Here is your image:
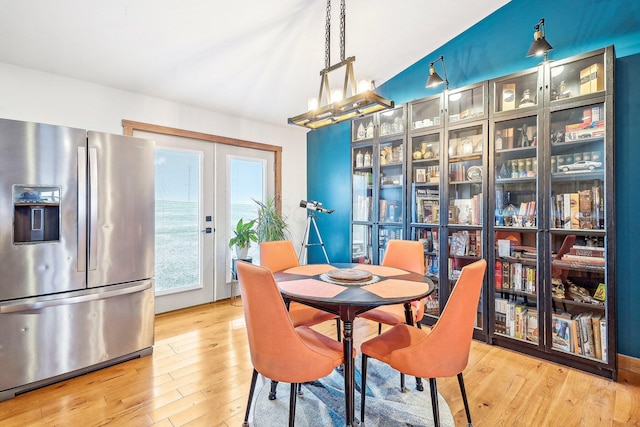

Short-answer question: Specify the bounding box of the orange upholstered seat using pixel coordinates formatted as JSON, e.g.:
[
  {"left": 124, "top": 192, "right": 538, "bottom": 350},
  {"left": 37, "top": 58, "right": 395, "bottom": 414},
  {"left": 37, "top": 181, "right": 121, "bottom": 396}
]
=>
[
  {"left": 359, "top": 239, "right": 426, "bottom": 331},
  {"left": 360, "top": 259, "right": 487, "bottom": 427},
  {"left": 237, "top": 261, "right": 344, "bottom": 426},
  {"left": 259, "top": 240, "right": 339, "bottom": 331}
]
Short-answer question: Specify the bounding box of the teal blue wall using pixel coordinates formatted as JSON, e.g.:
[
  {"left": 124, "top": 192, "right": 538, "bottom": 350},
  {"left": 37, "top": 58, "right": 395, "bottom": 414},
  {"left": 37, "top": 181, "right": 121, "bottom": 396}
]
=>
[{"left": 306, "top": 0, "right": 640, "bottom": 357}]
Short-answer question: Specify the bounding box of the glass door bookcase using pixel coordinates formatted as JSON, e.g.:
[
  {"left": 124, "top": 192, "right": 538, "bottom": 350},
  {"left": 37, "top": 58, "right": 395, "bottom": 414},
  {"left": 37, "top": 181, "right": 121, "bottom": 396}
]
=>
[
  {"left": 351, "top": 105, "right": 407, "bottom": 264},
  {"left": 544, "top": 47, "right": 615, "bottom": 377},
  {"left": 443, "top": 82, "right": 488, "bottom": 336},
  {"left": 408, "top": 94, "right": 443, "bottom": 319},
  {"left": 488, "top": 46, "right": 616, "bottom": 379},
  {"left": 489, "top": 66, "right": 542, "bottom": 349}
]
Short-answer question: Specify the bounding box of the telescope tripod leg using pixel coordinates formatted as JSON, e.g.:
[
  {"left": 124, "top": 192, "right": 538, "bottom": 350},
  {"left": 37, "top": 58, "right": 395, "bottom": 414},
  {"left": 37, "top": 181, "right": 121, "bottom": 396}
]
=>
[{"left": 298, "top": 214, "right": 330, "bottom": 264}]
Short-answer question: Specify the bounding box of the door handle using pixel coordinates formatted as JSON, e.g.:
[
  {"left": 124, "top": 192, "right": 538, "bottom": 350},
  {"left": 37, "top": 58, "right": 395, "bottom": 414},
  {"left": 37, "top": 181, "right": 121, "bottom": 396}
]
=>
[{"left": 201, "top": 227, "right": 213, "bottom": 234}]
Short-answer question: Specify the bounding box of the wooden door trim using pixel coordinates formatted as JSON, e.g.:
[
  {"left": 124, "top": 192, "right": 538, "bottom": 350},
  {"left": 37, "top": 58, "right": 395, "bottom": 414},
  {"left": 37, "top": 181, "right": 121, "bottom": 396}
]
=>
[{"left": 122, "top": 119, "right": 283, "bottom": 212}]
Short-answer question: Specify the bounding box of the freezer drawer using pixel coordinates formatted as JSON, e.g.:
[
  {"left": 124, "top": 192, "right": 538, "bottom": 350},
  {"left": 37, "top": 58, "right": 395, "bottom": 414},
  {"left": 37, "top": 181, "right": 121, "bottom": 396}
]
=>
[{"left": 0, "top": 281, "right": 154, "bottom": 400}]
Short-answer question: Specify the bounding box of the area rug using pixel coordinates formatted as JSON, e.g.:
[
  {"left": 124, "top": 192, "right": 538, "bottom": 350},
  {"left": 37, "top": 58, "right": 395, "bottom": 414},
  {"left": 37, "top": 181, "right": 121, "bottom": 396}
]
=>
[{"left": 249, "top": 356, "right": 455, "bottom": 426}]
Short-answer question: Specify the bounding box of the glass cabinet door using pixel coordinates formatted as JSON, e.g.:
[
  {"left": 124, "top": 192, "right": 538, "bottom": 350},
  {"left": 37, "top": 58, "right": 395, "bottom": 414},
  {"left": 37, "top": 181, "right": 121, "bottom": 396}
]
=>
[
  {"left": 409, "top": 130, "right": 441, "bottom": 316},
  {"left": 492, "top": 70, "right": 539, "bottom": 114},
  {"left": 446, "top": 122, "right": 486, "bottom": 329},
  {"left": 378, "top": 136, "right": 405, "bottom": 260},
  {"left": 492, "top": 114, "right": 540, "bottom": 345},
  {"left": 352, "top": 142, "right": 374, "bottom": 262},
  {"left": 548, "top": 102, "right": 607, "bottom": 361}
]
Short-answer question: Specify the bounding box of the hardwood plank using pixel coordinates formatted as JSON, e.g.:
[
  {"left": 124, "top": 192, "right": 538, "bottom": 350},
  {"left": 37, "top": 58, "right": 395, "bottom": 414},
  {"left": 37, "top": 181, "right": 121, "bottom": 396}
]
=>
[{"left": 1, "top": 299, "right": 639, "bottom": 427}]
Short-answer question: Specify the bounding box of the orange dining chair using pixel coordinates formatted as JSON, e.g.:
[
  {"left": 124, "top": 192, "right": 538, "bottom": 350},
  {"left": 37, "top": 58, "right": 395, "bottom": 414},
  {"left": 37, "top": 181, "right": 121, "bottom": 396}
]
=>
[
  {"left": 237, "top": 261, "right": 345, "bottom": 427},
  {"left": 359, "top": 239, "right": 426, "bottom": 333},
  {"left": 359, "top": 259, "right": 487, "bottom": 427},
  {"left": 260, "top": 241, "right": 340, "bottom": 337}
]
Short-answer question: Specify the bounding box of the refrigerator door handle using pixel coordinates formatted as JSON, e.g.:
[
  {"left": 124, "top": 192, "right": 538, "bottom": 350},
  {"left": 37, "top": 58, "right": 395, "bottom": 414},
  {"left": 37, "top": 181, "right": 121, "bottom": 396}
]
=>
[
  {"left": 77, "top": 146, "right": 87, "bottom": 272},
  {"left": 88, "top": 147, "right": 99, "bottom": 271},
  {"left": 0, "top": 281, "right": 152, "bottom": 313}
]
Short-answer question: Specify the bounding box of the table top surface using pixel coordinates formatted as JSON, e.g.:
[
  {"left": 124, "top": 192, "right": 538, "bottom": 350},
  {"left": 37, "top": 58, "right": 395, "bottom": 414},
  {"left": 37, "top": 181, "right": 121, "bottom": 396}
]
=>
[{"left": 274, "top": 263, "right": 434, "bottom": 308}]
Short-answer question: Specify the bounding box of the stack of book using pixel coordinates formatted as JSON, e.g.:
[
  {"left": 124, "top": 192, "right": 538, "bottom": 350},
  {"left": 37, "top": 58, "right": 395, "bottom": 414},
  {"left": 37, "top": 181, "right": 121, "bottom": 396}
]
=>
[
  {"left": 551, "top": 312, "right": 607, "bottom": 362},
  {"left": 494, "top": 298, "right": 538, "bottom": 343},
  {"left": 560, "top": 245, "right": 605, "bottom": 266}
]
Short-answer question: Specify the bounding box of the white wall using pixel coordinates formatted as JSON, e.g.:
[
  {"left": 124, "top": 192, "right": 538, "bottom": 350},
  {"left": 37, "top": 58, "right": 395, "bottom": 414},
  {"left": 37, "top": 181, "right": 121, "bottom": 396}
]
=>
[{"left": 0, "top": 62, "right": 309, "bottom": 246}]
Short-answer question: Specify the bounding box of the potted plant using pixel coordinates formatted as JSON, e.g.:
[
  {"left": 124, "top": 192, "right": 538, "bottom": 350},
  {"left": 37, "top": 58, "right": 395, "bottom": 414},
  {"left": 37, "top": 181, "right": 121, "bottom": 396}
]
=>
[
  {"left": 254, "top": 197, "right": 289, "bottom": 242},
  {"left": 228, "top": 218, "right": 258, "bottom": 259}
]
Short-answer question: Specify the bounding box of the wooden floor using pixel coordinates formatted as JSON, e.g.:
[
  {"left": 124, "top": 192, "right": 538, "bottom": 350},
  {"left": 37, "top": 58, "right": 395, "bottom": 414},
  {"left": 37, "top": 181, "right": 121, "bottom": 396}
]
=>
[{"left": 1, "top": 299, "right": 639, "bottom": 426}]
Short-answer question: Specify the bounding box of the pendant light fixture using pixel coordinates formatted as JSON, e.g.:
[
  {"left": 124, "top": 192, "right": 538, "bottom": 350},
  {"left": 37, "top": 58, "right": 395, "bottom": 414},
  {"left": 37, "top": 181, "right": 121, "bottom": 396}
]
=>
[
  {"left": 425, "top": 55, "right": 449, "bottom": 90},
  {"left": 526, "top": 18, "right": 553, "bottom": 60},
  {"left": 288, "top": 0, "right": 394, "bottom": 129}
]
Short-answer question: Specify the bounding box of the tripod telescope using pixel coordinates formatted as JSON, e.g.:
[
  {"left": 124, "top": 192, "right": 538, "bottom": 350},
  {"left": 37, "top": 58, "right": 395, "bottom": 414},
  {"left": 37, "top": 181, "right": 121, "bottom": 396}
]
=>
[{"left": 298, "top": 200, "right": 333, "bottom": 264}]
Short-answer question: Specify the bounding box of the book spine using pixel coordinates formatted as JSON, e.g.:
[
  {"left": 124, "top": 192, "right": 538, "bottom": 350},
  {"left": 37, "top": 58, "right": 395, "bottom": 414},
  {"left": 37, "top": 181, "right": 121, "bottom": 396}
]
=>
[
  {"left": 495, "top": 260, "right": 503, "bottom": 290},
  {"left": 568, "top": 247, "right": 605, "bottom": 257}
]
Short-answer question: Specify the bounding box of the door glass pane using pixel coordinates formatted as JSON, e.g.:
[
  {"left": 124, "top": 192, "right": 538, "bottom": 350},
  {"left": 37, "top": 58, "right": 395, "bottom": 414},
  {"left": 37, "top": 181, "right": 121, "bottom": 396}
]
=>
[
  {"left": 155, "top": 149, "right": 201, "bottom": 294},
  {"left": 230, "top": 157, "right": 265, "bottom": 263}
]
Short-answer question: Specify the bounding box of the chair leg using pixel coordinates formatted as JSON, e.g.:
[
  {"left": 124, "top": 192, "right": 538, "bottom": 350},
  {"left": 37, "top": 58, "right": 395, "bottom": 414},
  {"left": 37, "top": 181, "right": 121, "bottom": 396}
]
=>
[
  {"left": 429, "top": 378, "right": 440, "bottom": 427},
  {"left": 269, "top": 380, "right": 278, "bottom": 400},
  {"left": 400, "top": 372, "right": 406, "bottom": 392},
  {"left": 360, "top": 354, "right": 368, "bottom": 424},
  {"left": 336, "top": 319, "right": 342, "bottom": 341},
  {"left": 243, "top": 369, "right": 259, "bottom": 427},
  {"left": 289, "top": 383, "right": 298, "bottom": 427},
  {"left": 457, "top": 373, "right": 473, "bottom": 427}
]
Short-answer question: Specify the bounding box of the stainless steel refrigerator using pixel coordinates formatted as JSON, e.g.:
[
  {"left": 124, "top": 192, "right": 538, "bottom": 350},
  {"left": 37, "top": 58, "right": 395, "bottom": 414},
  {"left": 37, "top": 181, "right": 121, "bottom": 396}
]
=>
[{"left": 0, "top": 118, "right": 155, "bottom": 401}]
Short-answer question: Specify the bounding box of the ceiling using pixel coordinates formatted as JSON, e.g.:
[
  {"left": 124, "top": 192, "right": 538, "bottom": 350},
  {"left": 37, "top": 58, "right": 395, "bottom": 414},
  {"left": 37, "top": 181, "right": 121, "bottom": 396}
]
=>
[{"left": 0, "top": 0, "right": 510, "bottom": 129}]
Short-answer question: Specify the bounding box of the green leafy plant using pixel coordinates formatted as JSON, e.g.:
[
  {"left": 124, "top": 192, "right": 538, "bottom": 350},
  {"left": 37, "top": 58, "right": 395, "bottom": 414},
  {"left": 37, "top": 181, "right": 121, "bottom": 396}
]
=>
[
  {"left": 254, "top": 197, "right": 289, "bottom": 242},
  {"left": 228, "top": 218, "right": 258, "bottom": 250}
]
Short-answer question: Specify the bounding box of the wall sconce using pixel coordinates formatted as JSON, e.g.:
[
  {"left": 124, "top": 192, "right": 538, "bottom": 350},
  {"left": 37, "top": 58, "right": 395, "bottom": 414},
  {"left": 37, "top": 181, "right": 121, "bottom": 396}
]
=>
[
  {"left": 526, "top": 18, "right": 553, "bottom": 60},
  {"left": 425, "top": 56, "right": 449, "bottom": 90}
]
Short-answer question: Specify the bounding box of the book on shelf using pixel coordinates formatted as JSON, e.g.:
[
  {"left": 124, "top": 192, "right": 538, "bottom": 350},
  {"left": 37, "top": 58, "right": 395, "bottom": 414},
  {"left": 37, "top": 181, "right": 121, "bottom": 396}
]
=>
[
  {"left": 571, "top": 314, "right": 582, "bottom": 355},
  {"left": 450, "top": 230, "right": 469, "bottom": 256},
  {"left": 593, "top": 283, "right": 606, "bottom": 302},
  {"left": 578, "top": 189, "right": 593, "bottom": 229},
  {"left": 526, "top": 309, "right": 538, "bottom": 343},
  {"left": 502, "top": 261, "right": 511, "bottom": 289},
  {"left": 514, "top": 304, "right": 527, "bottom": 339},
  {"left": 495, "top": 297, "right": 508, "bottom": 334},
  {"left": 569, "top": 246, "right": 605, "bottom": 257},
  {"left": 579, "top": 313, "right": 596, "bottom": 358},
  {"left": 551, "top": 312, "right": 573, "bottom": 352},
  {"left": 563, "top": 193, "right": 580, "bottom": 230},
  {"left": 379, "top": 199, "right": 387, "bottom": 222},
  {"left": 495, "top": 260, "right": 503, "bottom": 290},
  {"left": 591, "top": 314, "right": 603, "bottom": 360},
  {"left": 600, "top": 317, "right": 608, "bottom": 362},
  {"left": 561, "top": 254, "right": 605, "bottom": 265},
  {"left": 422, "top": 199, "right": 438, "bottom": 223}
]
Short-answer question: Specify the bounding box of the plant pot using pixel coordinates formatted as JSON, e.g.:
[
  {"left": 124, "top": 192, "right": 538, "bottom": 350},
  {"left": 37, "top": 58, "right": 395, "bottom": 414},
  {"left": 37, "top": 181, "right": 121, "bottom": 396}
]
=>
[{"left": 235, "top": 245, "right": 250, "bottom": 260}]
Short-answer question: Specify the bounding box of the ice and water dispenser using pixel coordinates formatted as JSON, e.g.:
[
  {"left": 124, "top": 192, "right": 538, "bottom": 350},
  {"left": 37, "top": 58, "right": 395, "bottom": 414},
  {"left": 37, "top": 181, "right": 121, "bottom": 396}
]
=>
[{"left": 13, "top": 185, "right": 60, "bottom": 243}]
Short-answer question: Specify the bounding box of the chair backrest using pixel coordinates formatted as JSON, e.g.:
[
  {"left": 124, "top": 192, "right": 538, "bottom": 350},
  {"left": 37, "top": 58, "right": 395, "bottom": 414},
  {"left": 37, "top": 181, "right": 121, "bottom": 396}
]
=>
[
  {"left": 260, "top": 240, "right": 300, "bottom": 272},
  {"left": 381, "top": 239, "right": 425, "bottom": 275},
  {"left": 236, "top": 261, "right": 339, "bottom": 382},
  {"left": 391, "top": 259, "right": 487, "bottom": 378}
]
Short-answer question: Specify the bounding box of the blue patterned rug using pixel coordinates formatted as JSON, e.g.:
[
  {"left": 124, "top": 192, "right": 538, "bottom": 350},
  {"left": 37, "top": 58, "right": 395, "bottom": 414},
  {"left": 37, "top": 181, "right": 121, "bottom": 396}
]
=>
[{"left": 250, "top": 356, "right": 455, "bottom": 426}]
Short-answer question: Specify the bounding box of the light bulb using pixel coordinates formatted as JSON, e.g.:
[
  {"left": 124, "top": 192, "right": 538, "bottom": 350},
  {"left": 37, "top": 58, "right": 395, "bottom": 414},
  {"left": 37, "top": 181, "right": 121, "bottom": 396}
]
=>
[
  {"left": 357, "top": 79, "right": 372, "bottom": 94},
  {"left": 331, "top": 89, "right": 343, "bottom": 104},
  {"left": 307, "top": 97, "right": 318, "bottom": 111}
]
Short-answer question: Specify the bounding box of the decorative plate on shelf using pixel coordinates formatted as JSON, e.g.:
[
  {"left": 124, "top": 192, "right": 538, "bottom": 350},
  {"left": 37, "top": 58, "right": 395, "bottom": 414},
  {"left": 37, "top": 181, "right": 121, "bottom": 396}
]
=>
[{"left": 467, "top": 166, "right": 482, "bottom": 180}]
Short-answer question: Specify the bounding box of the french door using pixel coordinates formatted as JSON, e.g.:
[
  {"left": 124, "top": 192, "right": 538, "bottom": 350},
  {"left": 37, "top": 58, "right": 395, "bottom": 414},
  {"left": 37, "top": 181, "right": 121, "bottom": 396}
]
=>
[
  {"left": 140, "top": 131, "right": 216, "bottom": 313},
  {"left": 132, "top": 128, "right": 275, "bottom": 313}
]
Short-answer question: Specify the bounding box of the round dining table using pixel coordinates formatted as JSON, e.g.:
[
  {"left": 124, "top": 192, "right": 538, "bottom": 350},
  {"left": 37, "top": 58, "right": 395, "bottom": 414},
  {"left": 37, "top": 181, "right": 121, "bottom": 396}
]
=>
[{"left": 273, "top": 263, "right": 434, "bottom": 427}]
